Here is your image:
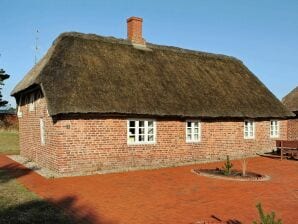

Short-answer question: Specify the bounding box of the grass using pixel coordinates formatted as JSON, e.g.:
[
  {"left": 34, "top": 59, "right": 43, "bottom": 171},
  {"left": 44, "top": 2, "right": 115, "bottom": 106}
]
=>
[
  {"left": 0, "top": 130, "right": 20, "bottom": 155},
  {"left": 0, "top": 131, "right": 85, "bottom": 223},
  {"left": 0, "top": 169, "right": 76, "bottom": 223}
]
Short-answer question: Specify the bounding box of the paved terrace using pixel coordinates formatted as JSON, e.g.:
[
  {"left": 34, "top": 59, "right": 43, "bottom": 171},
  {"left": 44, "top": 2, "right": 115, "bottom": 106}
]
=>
[{"left": 0, "top": 156, "right": 297, "bottom": 224}]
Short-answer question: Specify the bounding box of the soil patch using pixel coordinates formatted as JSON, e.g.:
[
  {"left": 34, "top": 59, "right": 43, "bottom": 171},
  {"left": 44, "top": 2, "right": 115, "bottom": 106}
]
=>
[{"left": 193, "top": 168, "right": 270, "bottom": 181}]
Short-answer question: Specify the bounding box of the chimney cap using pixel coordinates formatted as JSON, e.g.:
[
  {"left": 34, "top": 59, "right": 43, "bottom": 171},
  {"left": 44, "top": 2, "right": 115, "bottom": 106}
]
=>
[{"left": 127, "top": 16, "right": 143, "bottom": 22}]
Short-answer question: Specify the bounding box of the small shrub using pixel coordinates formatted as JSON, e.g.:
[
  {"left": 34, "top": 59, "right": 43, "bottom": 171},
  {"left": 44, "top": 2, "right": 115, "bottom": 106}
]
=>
[
  {"left": 253, "top": 203, "right": 282, "bottom": 224},
  {"left": 223, "top": 155, "right": 233, "bottom": 176}
]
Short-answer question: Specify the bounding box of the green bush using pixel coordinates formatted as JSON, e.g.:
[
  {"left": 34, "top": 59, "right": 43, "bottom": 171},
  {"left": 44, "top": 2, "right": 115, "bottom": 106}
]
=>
[
  {"left": 223, "top": 155, "right": 233, "bottom": 175},
  {"left": 253, "top": 203, "right": 282, "bottom": 224}
]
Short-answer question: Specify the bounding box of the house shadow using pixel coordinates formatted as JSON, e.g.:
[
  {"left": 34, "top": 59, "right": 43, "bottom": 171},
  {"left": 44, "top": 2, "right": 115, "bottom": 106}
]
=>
[
  {"left": 0, "top": 195, "right": 117, "bottom": 224},
  {"left": 0, "top": 164, "right": 117, "bottom": 224},
  {"left": 0, "top": 162, "right": 33, "bottom": 183}
]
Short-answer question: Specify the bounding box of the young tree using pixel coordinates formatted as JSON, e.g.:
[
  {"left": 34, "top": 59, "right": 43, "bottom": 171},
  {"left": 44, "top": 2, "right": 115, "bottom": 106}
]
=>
[{"left": 0, "top": 68, "right": 10, "bottom": 107}]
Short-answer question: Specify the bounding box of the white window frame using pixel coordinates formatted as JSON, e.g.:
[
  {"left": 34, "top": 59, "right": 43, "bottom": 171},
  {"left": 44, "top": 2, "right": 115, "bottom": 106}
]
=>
[
  {"left": 127, "top": 119, "right": 156, "bottom": 145},
  {"left": 186, "top": 120, "right": 201, "bottom": 143},
  {"left": 29, "top": 93, "right": 35, "bottom": 112},
  {"left": 244, "top": 120, "right": 255, "bottom": 139},
  {"left": 40, "top": 118, "right": 46, "bottom": 145},
  {"left": 270, "top": 120, "right": 279, "bottom": 138}
]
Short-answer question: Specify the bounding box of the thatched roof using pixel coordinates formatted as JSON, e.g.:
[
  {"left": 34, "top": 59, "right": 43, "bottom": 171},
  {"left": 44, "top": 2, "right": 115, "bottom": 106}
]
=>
[
  {"left": 11, "top": 32, "right": 294, "bottom": 118},
  {"left": 282, "top": 86, "right": 298, "bottom": 113}
]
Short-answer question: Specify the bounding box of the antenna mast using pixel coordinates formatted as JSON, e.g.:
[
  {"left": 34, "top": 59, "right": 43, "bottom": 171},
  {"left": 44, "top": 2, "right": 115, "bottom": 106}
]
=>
[{"left": 35, "top": 29, "right": 39, "bottom": 64}]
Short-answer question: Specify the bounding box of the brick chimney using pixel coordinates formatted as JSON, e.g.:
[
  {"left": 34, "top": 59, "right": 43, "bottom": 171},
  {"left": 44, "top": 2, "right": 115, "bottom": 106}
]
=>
[{"left": 127, "top": 16, "right": 145, "bottom": 45}]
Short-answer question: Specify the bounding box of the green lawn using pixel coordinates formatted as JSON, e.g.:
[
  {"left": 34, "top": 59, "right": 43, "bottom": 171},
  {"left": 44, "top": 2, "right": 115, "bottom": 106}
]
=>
[
  {"left": 0, "top": 131, "right": 83, "bottom": 223},
  {"left": 0, "top": 130, "right": 20, "bottom": 155},
  {"left": 0, "top": 170, "right": 76, "bottom": 223}
]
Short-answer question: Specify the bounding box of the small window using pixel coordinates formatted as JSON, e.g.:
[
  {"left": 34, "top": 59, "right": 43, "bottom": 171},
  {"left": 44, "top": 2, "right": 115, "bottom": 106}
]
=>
[
  {"left": 244, "top": 120, "right": 255, "bottom": 139},
  {"left": 270, "top": 120, "right": 279, "bottom": 138},
  {"left": 29, "top": 93, "right": 35, "bottom": 112},
  {"left": 40, "top": 118, "right": 46, "bottom": 145},
  {"left": 186, "top": 120, "right": 201, "bottom": 143},
  {"left": 127, "top": 120, "right": 156, "bottom": 144}
]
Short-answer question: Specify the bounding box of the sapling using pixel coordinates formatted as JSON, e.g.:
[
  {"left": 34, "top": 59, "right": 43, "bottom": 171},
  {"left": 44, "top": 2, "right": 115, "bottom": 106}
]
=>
[
  {"left": 241, "top": 157, "right": 248, "bottom": 176},
  {"left": 253, "top": 203, "right": 282, "bottom": 224},
  {"left": 223, "top": 155, "right": 233, "bottom": 175}
]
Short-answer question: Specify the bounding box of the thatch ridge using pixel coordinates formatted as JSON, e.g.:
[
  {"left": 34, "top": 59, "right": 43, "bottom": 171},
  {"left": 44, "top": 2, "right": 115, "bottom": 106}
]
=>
[
  {"left": 56, "top": 32, "right": 241, "bottom": 61},
  {"left": 282, "top": 86, "right": 298, "bottom": 112},
  {"left": 11, "top": 32, "right": 294, "bottom": 118}
]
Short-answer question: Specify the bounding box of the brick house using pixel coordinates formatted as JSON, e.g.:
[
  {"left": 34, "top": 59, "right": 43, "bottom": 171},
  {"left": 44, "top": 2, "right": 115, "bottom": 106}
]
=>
[
  {"left": 282, "top": 86, "right": 298, "bottom": 140},
  {"left": 11, "top": 17, "right": 294, "bottom": 176}
]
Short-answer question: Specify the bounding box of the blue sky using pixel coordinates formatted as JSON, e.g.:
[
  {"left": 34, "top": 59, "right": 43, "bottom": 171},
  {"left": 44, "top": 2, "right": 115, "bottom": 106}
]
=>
[{"left": 1, "top": 0, "right": 297, "bottom": 107}]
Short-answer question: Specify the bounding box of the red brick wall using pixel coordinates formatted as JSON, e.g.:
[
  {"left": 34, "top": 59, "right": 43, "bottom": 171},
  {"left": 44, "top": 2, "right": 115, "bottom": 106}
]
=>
[
  {"left": 55, "top": 117, "right": 287, "bottom": 175},
  {"left": 18, "top": 91, "right": 62, "bottom": 172},
  {"left": 18, "top": 93, "right": 288, "bottom": 176},
  {"left": 286, "top": 118, "right": 298, "bottom": 140}
]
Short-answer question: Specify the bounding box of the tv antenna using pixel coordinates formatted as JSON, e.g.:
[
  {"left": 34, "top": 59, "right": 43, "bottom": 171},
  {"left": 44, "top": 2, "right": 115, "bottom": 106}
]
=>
[{"left": 34, "top": 29, "right": 39, "bottom": 64}]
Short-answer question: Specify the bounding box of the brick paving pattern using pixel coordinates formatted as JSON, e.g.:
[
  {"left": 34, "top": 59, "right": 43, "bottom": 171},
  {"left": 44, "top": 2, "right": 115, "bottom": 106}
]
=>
[{"left": 0, "top": 156, "right": 297, "bottom": 224}]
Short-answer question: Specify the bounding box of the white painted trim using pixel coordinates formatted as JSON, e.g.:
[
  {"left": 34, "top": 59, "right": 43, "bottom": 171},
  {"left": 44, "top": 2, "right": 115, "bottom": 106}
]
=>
[
  {"left": 270, "top": 120, "right": 280, "bottom": 138},
  {"left": 127, "top": 119, "right": 156, "bottom": 145},
  {"left": 185, "top": 120, "right": 201, "bottom": 143},
  {"left": 40, "top": 118, "right": 46, "bottom": 145},
  {"left": 244, "top": 120, "right": 255, "bottom": 139}
]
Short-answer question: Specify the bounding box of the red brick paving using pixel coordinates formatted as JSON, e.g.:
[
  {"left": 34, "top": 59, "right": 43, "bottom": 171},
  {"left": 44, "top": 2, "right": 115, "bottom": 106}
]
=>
[{"left": 0, "top": 156, "right": 297, "bottom": 224}]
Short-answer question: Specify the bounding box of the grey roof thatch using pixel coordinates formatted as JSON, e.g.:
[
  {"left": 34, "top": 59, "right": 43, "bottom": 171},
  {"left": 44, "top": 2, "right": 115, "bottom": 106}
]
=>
[
  {"left": 11, "top": 32, "right": 294, "bottom": 118},
  {"left": 282, "top": 86, "right": 298, "bottom": 112}
]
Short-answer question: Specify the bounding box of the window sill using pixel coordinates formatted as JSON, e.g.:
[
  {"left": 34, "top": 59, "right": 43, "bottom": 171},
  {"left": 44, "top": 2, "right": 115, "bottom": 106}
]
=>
[
  {"left": 244, "top": 137, "right": 255, "bottom": 140},
  {"left": 127, "top": 142, "right": 156, "bottom": 146},
  {"left": 186, "top": 141, "right": 201, "bottom": 144}
]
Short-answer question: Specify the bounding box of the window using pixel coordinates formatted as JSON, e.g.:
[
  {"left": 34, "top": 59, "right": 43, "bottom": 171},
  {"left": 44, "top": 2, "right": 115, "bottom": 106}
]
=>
[
  {"left": 40, "top": 118, "right": 46, "bottom": 145},
  {"left": 29, "top": 93, "right": 35, "bottom": 111},
  {"left": 186, "top": 120, "right": 201, "bottom": 143},
  {"left": 244, "top": 120, "right": 255, "bottom": 139},
  {"left": 270, "top": 120, "right": 279, "bottom": 138},
  {"left": 127, "top": 120, "right": 156, "bottom": 144}
]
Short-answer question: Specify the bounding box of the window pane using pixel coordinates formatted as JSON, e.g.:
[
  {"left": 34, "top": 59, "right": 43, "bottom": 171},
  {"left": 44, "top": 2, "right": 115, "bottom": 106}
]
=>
[
  {"left": 194, "top": 122, "right": 198, "bottom": 128},
  {"left": 129, "top": 121, "right": 135, "bottom": 127},
  {"left": 129, "top": 128, "right": 135, "bottom": 135},
  {"left": 148, "top": 121, "right": 153, "bottom": 127},
  {"left": 194, "top": 134, "right": 199, "bottom": 140},
  {"left": 139, "top": 121, "right": 145, "bottom": 127},
  {"left": 139, "top": 127, "right": 145, "bottom": 134},
  {"left": 148, "top": 135, "right": 154, "bottom": 142},
  {"left": 187, "top": 122, "right": 192, "bottom": 128},
  {"left": 139, "top": 135, "right": 145, "bottom": 142},
  {"left": 187, "top": 128, "right": 192, "bottom": 135},
  {"left": 194, "top": 128, "right": 199, "bottom": 134},
  {"left": 187, "top": 134, "right": 192, "bottom": 141},
  {"left": 129, "top": 136, "right": 135, "bottom": 143},
  {"left": 148, "top": 128, "right": 154, "bottom": 135}
]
